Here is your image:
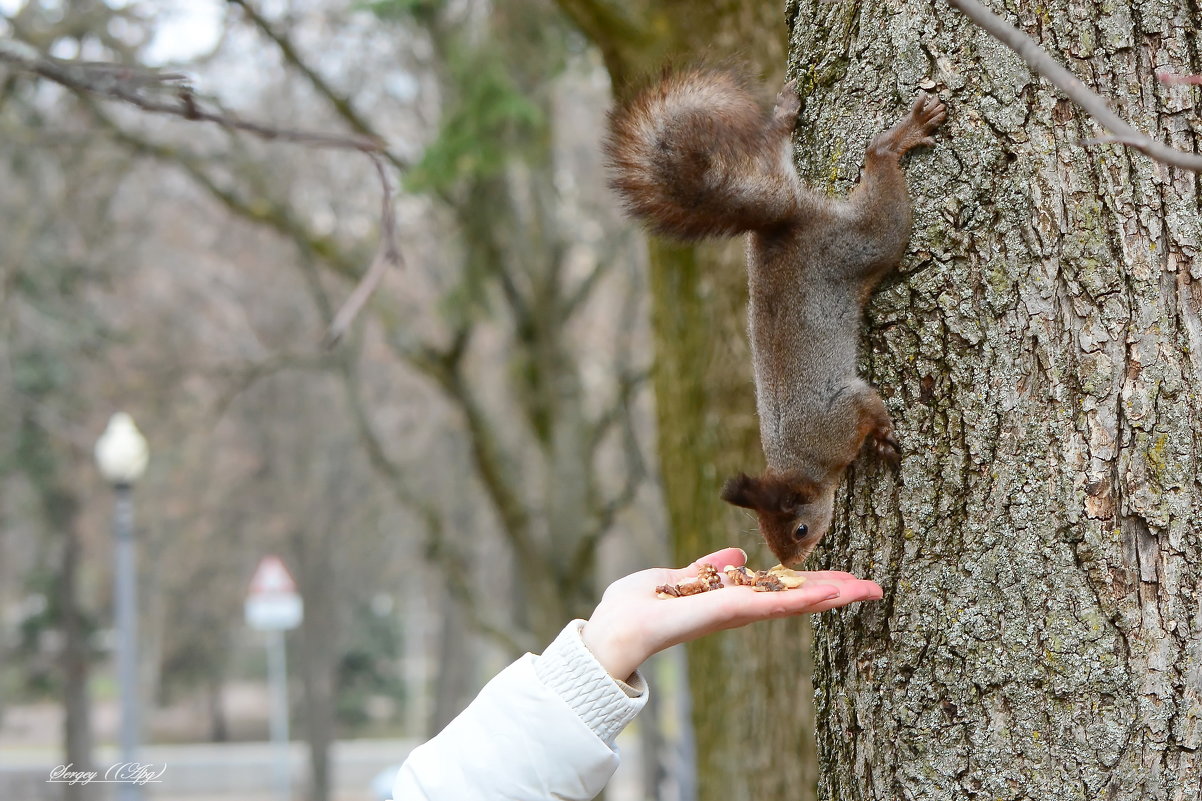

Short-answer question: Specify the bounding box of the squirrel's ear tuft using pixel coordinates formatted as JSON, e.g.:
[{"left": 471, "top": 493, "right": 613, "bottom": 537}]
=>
[
  {"left": 722, "top": 472, "right": 821, "bottom": 515},
  {"left": 780, "top": 488, "right": 816, "bottom": 516},
  {"left": 720, "top": 473, "right": 761, "bottom": 509},
  {"left": 722, "top": 472, "right": 819, "bottom": 514}
]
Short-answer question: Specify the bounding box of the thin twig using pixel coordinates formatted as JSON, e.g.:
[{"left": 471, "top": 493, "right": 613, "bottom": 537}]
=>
[
  {"left": 332, "top": 339, "right": 535, "bottom": 654},
  {"left": 947, "top": 0, "right": 1202, "bottom": 172},
  {"left": 0, "top": 40, "right": 382, "bottom": 150},
  {"left": 225, "top": 0, "right": 398, "bottom": 161},
  {"left": 324, "top": 154, "right": 402, "bottom": 346},
  {"left": 0, "top": 38, "right": 405, "bottom": 339},
  {"left": 1157, "top": 71, "right": 1202, "bottom": 86},
  {"left": 210, "top": 351, "right": 336, "bottom": 421}
]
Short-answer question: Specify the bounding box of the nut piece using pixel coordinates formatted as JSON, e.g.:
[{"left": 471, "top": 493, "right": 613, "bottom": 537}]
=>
[
  {"left": 752, "top": 574, "right": 786, "bottom": 592},
  {"left": 767, "top": 565, "right": 806, "bottom": 589},
  {"left": 655, "top": 562, "right": 723, "bottom": 599},
  {"left": 675, "top": 579, "right": 713, "bottom": 596},
  {"left": 696, "top": 562, "right": 724, "bottom": 591},
  {"left": 654, "top": 579, "right": 704, "bottom": 597},
  {"left": 724, "top": 565, "right": 756, "bottom": 586}
]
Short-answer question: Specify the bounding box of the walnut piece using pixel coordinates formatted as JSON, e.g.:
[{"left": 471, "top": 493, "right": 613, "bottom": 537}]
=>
[{"left": 655, "top": 562, "right": 724, "bottom": 598}]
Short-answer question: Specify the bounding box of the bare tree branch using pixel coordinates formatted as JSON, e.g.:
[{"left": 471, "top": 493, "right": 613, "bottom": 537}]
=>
[
  {"left": 423, "top": 508, "right": 538, "bottom": 655},
  {"left": 947, "top": 0, "right": 1202, "bottom": 172},
  {"left": 0, "top": 38, "right": 405, "bottom": 339},
  {"left": 210, "top": 351, "right": 337, "bottom": 421},
  {"left": 331, "top": 338, "right": 535, "bottom": 654},
  {"left": 323, "top": 153, "right": 403, "bottom": 346},
  {"left": 1157, "top": 71, "right": 1202, "bottom": 86},
  {"left": 224, "top": 0, "right": 408, "bottom": 171},
  {"left": 569, "top": 243, "right": 652, "bottom": 578},
  {"left": 223, "top": 3, "right": 367, "bottom": 137},
  {"left": 585, "top": 367, "right": 650, "bottom": 461},
  {"left": 395, "top": 330, "right": 540, "bottom": 568},
  {"left": 84, "top": 102, "right": 360, "bottom": 281},
  {"left": 561, "top": 258, "right": 611, "bottom": 322},
  {"left": 570, "top": 370, "right": 649, "bottom": 580},
  {"left": 0, "top": 40, "right": 381, "bottom": 150}
]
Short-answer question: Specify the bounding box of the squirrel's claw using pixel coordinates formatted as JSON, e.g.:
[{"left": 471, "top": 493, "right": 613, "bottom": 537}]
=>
[
  {"left": 910, "top": 93, "right": 948, "bottom": 134},
  {"left": 866, "top": 429, "right": 902, "bottom": 467}
]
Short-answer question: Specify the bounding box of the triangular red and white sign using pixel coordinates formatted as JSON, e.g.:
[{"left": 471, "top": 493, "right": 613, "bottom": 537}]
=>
[{"left": 248, "top": 555, "right": 298, "bottom": 596}]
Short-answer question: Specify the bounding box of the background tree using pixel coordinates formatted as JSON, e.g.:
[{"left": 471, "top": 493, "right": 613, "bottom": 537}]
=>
[
  {"left": 552, "top": 1, "right": 823, "bottom": 797},
  {"left": 782, "top": 1, "right": 1202, "bottom": 799},
  {"left": 1, "top": 2, "right": 664, "bottom": 799},
  {"left": 0, "top": 87, "right": 148, "bottom": 799}
]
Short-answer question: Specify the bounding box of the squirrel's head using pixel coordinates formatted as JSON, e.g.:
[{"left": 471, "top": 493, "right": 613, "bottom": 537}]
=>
[{"left": 720, "top": 471, "right": 834, "bottom": 567}]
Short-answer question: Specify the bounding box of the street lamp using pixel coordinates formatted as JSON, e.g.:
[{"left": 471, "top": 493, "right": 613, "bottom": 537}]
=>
[{"left": 95, "top": 412, "right": 149, "bottom": 801}]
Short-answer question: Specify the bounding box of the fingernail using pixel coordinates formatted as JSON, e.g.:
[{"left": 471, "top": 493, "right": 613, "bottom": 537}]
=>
[
  {"left": 825, "top": 588, "right": 841, "bottom": 600},
  {"left": 735, "top": 548, "right": 747, "bottom": 562}
]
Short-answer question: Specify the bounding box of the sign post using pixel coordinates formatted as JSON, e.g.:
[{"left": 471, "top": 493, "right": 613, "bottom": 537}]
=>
[{"left": 245, "top": 556, "right": 303, "bottom": 801}]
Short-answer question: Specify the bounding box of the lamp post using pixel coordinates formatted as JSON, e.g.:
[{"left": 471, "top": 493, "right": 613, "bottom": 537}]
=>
[{"left": 95, "top": 413, "right": 149, "bottom": 801}]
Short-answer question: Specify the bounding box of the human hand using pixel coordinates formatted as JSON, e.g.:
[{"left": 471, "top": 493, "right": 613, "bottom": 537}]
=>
[{"left": 580, "top": 546, "right": 883, "bottom": 681}]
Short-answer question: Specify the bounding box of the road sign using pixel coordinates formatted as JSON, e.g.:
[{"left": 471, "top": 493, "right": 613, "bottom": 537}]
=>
[
  {"left": 245, "top": 556, "right": 300, "bottom": 801},
  {"left": 245, "top": 556, "right": 303, "bottom": 631}
]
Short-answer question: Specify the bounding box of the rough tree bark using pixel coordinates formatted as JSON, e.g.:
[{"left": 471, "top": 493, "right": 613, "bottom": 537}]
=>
[{"left": 786, "top": 1, "right": 1202, "bottom": 799}]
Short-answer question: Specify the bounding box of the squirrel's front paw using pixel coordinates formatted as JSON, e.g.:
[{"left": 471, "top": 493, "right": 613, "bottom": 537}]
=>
[{"left": 866, "top": 428, "right": 902, "bottom": 467}]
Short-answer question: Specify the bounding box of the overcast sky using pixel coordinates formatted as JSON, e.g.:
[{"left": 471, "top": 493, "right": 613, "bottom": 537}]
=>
[{"left": 0, "top": 0, "right": 224, "bottom": 64}]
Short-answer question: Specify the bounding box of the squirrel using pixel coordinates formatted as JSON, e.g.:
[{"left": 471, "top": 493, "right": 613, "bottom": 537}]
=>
[{"left": 604, "top": 68, "right": 946, "bottom": 567}]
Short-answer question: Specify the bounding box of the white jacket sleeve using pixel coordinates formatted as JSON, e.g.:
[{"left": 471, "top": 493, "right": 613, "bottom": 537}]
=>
[{"left": 393, "top": 619, "right": 648, "bottom": 801}]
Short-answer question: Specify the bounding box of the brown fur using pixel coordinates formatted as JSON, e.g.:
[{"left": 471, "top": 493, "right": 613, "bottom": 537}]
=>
[{"left": 606, "top": 68, "right": 946, "bottom": 566}]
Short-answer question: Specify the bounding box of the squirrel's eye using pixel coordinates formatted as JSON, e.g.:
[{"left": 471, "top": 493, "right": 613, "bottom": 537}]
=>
[{"left": 793, "top": 523, "right": 809, "bottom": 541}]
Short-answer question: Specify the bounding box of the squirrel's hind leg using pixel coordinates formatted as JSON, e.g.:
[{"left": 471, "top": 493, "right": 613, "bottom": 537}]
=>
[
  {"left": 869, "top": 93, "right": 947, "bottom": 161},
  {"left": 839, "top": 94, "right": 947, "bottom": 282}
]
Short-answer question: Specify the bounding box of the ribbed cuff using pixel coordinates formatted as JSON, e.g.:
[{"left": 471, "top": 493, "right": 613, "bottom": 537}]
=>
[{"left": 533, "top": 619, "right": 648, "bottom": 746}]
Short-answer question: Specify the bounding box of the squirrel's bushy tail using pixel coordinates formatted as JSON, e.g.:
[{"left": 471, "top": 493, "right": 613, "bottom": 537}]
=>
[{"left": 603, "top": 68, "right": 801, "bottom": 240}]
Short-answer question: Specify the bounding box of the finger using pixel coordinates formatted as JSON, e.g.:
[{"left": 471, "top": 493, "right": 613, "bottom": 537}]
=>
[
  {"left": 711, "top": 578, "right": 882, "bottom": 620},
  {"left": 819, "top": 578, "right": 882, "bottom": 600},
  {"left": 696, "top": 546, "right": 748, "bottom": 570},
  {"left": 802, "top": 581, "right": 884, "bottom": 612},
  {"left": 798, "top": 570, "right": 861, "bottom": 581}
]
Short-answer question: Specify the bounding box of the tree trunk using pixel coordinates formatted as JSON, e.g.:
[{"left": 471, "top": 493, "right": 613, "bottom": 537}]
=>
[
  {"left": 596, "top": 3, "right": 824, "bottom": 797},
  {"left": 785, "top": 2, "right": 1202, "bottom": 799},
  {"left": 207, "top": 672, "right": 229, "bottom": 743},
  {"left": 297, "top": 538, "right": 337, "bottom": 801},
  {"left": 427, "top": 586, "right": 476, "bottom": 735},
  {"left": 60, "top": 504, "right": 93, "bottom": 801}
]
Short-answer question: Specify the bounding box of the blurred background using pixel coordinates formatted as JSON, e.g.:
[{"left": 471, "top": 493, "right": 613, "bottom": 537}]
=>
[{"left": 0, "top": 0, "right": 687, "bottom": 798}]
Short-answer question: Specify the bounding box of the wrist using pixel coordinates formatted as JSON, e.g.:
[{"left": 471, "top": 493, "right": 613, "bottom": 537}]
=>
[
  {"left": 581, "top": 617, "right": 646, "bottom": 682},
  {"left": 534, "top": 620, "right": 648, "bottom": 745}
]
